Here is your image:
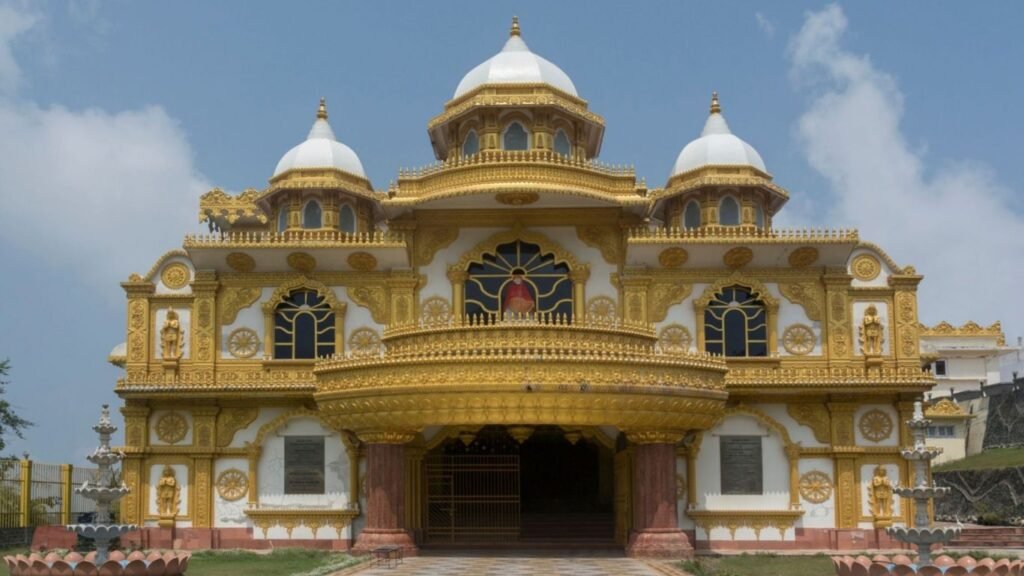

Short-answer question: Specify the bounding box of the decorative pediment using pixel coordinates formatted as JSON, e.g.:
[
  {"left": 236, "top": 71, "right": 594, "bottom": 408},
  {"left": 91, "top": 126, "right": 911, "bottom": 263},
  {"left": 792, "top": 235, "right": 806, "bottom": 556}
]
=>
[{"left": 693, "top": 273, "right": 779, "bottom": 309}]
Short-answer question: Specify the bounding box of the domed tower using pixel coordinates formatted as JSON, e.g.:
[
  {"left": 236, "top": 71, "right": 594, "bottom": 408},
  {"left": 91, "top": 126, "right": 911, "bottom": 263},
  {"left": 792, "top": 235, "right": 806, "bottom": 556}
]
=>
[
  {"left": 259, "top": 98, "right": 380, "bottom": 234},
  {"left": 427, "top": 17, "right": 605, "bottom": 161},
  {"left": 653, "top": 93, "right": 788, "bottom": 230}
]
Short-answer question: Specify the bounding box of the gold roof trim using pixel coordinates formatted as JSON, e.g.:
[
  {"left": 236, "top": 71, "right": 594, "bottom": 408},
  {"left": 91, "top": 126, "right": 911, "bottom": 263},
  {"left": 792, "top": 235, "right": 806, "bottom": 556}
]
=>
[
  {"left": 183, "top": 230, "right": 405, "bottom": 250},
  {"left": 198, "top": 188, "right": 268, "bottom": 225},
  {"left": 854, "top": 241, "right": 911, "bottom": 275},
  {"left": 627, "top": 226, "right": 858, "bottom": 245},
  {"left": 925, "top": 398, "right": 971, "bottom": 419},
  {"left": 725, "top": 365, "right": 934, "bottom": 390},
  {"left": 661, "top": 165, "right": 785, "bottom": 196},
  {"left": 266, "top": 168, "right": 376, "bottom": 197},
  {"left": 430, "top": 84, "right": 603, "bottom": 130},
  {"left": 919, "top": 320, "right": 1006, "bottom": 346},
  {"left": 142, "top": 249, "right": 192, "bottom": 282}
]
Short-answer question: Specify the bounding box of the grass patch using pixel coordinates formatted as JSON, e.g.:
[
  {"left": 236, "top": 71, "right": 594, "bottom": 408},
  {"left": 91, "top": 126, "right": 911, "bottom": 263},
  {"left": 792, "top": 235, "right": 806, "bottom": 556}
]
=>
[
  {"left": 186, "top": 549, "right": 361, "bottom": 576},
  {"left": 679, "top": 553, "right": 834, "bottom": 576},
  {"left": 933, "top": 447, "right": 1024, "bottom": 472}
]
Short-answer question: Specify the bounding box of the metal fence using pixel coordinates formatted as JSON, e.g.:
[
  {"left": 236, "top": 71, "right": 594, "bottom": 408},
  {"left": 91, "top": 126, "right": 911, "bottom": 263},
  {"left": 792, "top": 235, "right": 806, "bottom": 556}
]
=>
[{"left": 0, "top": 460, "right": 99, "bottom": 528}]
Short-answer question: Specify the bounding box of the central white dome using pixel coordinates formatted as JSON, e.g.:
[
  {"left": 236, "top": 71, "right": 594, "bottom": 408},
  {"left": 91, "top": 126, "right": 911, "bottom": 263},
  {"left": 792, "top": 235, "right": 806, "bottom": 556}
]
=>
[
  {"left": 454, "top": 18, "right": 577, "bottom": 99},
  {"left": 273, "top": 99, "right": 367, "bottom": 180},
  {"left": 671, "top": 94, "right": 766, "bottom": 177}
]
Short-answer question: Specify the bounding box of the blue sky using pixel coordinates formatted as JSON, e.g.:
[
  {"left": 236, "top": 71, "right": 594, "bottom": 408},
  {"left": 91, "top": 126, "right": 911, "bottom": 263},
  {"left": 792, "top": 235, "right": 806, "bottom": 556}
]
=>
[{"left": 0, "top": 1, "right": 1022, "bottom": 463}]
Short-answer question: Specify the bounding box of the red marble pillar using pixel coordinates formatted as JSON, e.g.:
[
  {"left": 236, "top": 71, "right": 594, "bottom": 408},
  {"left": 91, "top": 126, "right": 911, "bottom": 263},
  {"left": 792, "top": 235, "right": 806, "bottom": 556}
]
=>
[
  {"left": 626, "top": 432, "right": 692, "bottom": 558},
  {"left": 351, "top": 435, "right": 418, "bottom": 555}
]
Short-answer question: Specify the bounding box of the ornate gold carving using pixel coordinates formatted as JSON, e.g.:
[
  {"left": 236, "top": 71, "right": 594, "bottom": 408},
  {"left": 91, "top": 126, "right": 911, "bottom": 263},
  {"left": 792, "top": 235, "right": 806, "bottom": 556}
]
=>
[
  {"left": 226, "top": 252, "right": 256, "bottom": 272},
  {"left": 243, "top": 508, "right": 359, "bottom": 539},
  {"left": 218, "top": 286, "right": 261, "bottom": 325},
  {"left": 495, "top": 192, "right": 540, "bottom": 206},
  {"left": 576, "top": 226, "right": 621, "bottom": 264},
  {"left": 454, "top": 227, "right": 585, "bottom": 273},
  {"left": 658, "top": 324, "right": 692, "bottom": 354},
  {"left": 830, "top": 403, "right": 857, "bottom": 447},
  {"left": 851, "top": 254, "right": 882, "bottom": 281},
  {"left": 782, "top": 324, "right": 815, "bottom": 356},
  {"left": 216, "top": 407, "right": 259, "bottom": 447},
  {"left": 157, "top": 465, "right": 181, "bottom": 528},
  {"left": 160, "top": 263, "right": 190, "bottom": 289},
  {"left": 693, "top": 274, "right": 779, "bottom": 309},
  {"left": 195, "top": 458, "right": 212, "bottom": 526},
  {"left": 264, "top": 276, "right": 345, "bottom": 314},
  {"left": 358, "top": 431, "right": 418, "bottom": 444},
  {"left": 723, "top": 246, "right": 753, "bottom": 268},
  {"left": 867, "top": 465, "right": 894, "bottom": 528},
  {"left": 155, "top": 412, "right": 188, "bottom": 444},
  {"left": 626, "top": 431, "right": 685, "bottom": 445},
  {"left": 160, "top": 310, "right": 184, "bottom": 360},
  {"left": 420, "top": 296, "right": 452, "bottom": 324},
  {"left": 287, "top": 252, "right": 317, "bottom": 273},
  {"left": 919, "top": 320, "right": 1006, "bottom": 346},
  {"left": 835, "top": 458, "right": 857, "bottom": 528},
  {"left": 788, "top": 247, "right": 819, "bottom": 268},
  {"left": 198, "top": 187, "right": 268, "bottom": 226},
  {"left": 586, "top": 296, "right": 617, "bottom": 324},
  {"left": 647, "top": 282, "right": 692, "bottom": 323},
  {"left": 799, "top": 471, "right": 833, "bottom": 504},
  {"left": 246, "top": 409, "right": 328, "bottom": 457},
  {"left": 347, "top": 284, "right": 388, "bottom": 324},
  {"left": 787, "top": 404, "right": 831, "bottom": 444},
  {"left": 187, "top": 229, "right": 404, "bottom": 249},
  {"left": 860, "top": 304, "right": 884, "bottom": 356},
  {"left": 859, "top": 409, "right": 894, "bottom": 442},
  {"left": 227, "top": 327, "right": 260, "bottom": 359},
  {"left": 628, "top": 225, "right": 856, "bottom": 245},
  {"left": 413, "top": 226, "right": 459, "bottom": 266},
  {"left": 432, "top": 84, "right": 603, "bottom": 130},
  {"left": 216, "top": 468, "right": 248, "bottom": 501},
  {"left": 349, "top": 327, "right": 381, "bottom": 357},
  {"left": 687, "top": 510, "right": 804, "bottom": 539},
  {"left": 926, "top": 398, "right": 968, "bottom": 418},
  {"left": 657, "top": 247, "right": 689, "bottom": 268},
  {"left": 778, "top": 282, "right": 824, "bottom": 322},
  {"left": 347, "top": 251, "right": 378, "bottom": 271}
]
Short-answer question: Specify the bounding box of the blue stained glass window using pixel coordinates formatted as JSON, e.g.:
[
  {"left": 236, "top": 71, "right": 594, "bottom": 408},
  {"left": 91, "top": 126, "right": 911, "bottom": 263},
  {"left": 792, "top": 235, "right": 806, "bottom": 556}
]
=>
[
  {"left": 464, "top": 240, "right": 573, "bottom": 321},
  {"left": 704, "top": 285, "right": 768, "bottom": 357},
  {"left": 274, "top": 289, "right": 335, "bottom": 359}
]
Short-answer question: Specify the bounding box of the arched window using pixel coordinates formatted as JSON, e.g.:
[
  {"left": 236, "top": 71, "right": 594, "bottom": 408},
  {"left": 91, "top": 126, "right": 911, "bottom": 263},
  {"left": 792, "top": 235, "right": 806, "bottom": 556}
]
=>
[
  {"left": 754, "top": 205, "right": 765, "bottom": 228},
  {"left": 278, "top": 206, "right": 290, "bottom": 232},
  {"left": 339, "top": 204, "right": 356, "bottom": 233},
  {"left": 684, "top": 201, "right": 701, "bottom": 229},
  {"left": 553, "top": 129, "right": 571, "bottom": 156},
  {"left": 464, "top": 240, "right": 573, "bottom": 320},
  {"left": 704, "top": 285, "right": 768, "bottom": 357},
  {"left": 274, "top": 289, "right": 335, "bottom": 359},
  {"left": 719, "top": 197, "right": 740, "bottom": 226},
  {"left": 303, "top": 201, "right": 322, "bottom": 229},
  {"left": 462, "top": 130, "right": 480, "bottom": 157},
  {"left": 502, "top": 122, "right": 529, "bottom": 151}
]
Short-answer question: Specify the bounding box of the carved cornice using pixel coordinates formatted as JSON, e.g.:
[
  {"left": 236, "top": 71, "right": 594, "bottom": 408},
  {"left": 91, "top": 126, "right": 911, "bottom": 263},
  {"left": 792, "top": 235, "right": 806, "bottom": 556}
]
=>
[
  {"left": 625, "top": 431, "right": 685, "bottom": 445},
  {"left": 243, "top": 508, "right": 359, "bottom": 538},
  {"left": 919, "top": 320, "right": 1006, "bottom": 346},
  {"left": 693, "top": 273, "right": 779, "bottom": 309},
  {"left": 185, "top": 230, "right": 405, "bottom": 250},
  {"left": 778, "top": 281, "right": 824, "bottom": 322},
  {"left": 262, "top": 275, "right": 346, "bottom": 314},
  {"left": 686, "top": 509, "right": 805, "bottom": 538},
  {"left": 925, "top": 398, "right": 971, "bottom": 419},
  {"left": 627, "top": 226, "right": 857, "bottom": 245},
  {"left": 430, "top": 83, "right": 604, "bottom": 129}
]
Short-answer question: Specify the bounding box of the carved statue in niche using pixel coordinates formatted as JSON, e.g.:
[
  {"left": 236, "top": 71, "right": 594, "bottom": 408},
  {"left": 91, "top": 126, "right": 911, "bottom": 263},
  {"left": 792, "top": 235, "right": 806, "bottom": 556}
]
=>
[
  {"left": 860, "top": 304, "right": 884, "bottom": 356},
  {"left": 157, "top": 465, "right": 181, "bottom": 527},
  {"left": 867, "top": 465, "right": 894, "bottom": 527},
  {"left": 160, "top": 309, "right": 184, "bottom": 360}
]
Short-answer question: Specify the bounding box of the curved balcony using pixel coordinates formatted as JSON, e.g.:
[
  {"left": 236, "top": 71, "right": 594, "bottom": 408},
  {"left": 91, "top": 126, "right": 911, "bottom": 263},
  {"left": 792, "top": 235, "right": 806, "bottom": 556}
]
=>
[{"left": 313, "top": 317, "right": 729, "bottom": 435}]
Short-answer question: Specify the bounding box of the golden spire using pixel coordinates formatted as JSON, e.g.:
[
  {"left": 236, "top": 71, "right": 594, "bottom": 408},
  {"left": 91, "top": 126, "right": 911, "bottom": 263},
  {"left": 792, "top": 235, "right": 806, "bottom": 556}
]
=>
[
  {"left": 510, "top": 15, "right": 521, "bottom": 37},
  {"left": 710, "top": 91, "right": 721, "bottom": 115},
  {"left": 317, "top": 97, "right": 328, "bottom": 120}
]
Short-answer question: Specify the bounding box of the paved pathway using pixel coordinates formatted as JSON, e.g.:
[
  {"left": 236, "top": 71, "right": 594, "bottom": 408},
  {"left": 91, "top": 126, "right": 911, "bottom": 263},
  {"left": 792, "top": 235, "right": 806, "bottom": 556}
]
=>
[{"left": 357, "top": 550, "right": 663, "bottom": 576}]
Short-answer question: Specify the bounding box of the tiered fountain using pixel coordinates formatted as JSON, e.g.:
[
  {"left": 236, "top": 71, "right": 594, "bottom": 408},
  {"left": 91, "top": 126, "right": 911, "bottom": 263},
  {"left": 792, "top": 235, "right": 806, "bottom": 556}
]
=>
[
  {"left": 4, "top": 405, "right": 190, "bottom": 575},
  {"left": 832, "top": 401, "right": 1021, "bottom": 575}
]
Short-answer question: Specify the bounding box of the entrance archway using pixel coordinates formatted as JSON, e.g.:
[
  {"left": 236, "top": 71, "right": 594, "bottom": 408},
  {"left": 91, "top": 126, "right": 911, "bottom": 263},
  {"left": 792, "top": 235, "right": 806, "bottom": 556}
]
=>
[{"left": 422, "top": 425, "right": 615, "bottom": 545}]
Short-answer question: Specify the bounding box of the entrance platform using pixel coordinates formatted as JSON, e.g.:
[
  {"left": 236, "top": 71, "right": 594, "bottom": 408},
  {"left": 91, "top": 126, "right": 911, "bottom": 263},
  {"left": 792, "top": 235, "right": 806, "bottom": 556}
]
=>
[{"left": 357, "top": 549, "right": 663, "bottom": 576}]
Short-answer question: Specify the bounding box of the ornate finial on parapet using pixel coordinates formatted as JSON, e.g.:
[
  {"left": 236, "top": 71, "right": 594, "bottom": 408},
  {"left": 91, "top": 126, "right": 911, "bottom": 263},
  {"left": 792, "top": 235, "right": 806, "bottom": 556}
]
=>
[
  {"left": 317, "top": 97, "right": 328, "bottom": 120},
  {"left": 510, "top": 15, "right": 521, "bottom": 37},
  {"left": 710, "top": 91, "right": 721, "bottom": 115}
]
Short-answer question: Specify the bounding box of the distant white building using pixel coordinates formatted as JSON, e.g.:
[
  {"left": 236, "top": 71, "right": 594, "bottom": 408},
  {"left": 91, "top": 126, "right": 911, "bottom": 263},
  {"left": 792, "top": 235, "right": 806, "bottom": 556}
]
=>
[{"left": 919, "top": 321, "right": 1018, "bottom": 397}]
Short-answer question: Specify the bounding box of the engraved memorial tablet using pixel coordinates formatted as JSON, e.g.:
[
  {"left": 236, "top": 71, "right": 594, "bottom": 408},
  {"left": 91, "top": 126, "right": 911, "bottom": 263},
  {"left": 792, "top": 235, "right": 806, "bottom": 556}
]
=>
[
  {"left": 284, "top": 436, "right": 325, "bottom": 494},
  {"left": 720, "top": 435, "right": 763, "bottom": 495}
]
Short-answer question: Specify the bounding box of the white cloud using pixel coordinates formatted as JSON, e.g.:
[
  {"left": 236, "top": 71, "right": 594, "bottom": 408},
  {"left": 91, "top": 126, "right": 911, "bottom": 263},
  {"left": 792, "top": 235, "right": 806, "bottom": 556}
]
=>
[
  {"left": 788, "top": 4, "right": 1024, "bottom": 337},
  {"left": 755, "top": 12, "right": 775, "bottom": 39},
  {"left": 0, "top": 2, "right": 208, "bottom": 294}
]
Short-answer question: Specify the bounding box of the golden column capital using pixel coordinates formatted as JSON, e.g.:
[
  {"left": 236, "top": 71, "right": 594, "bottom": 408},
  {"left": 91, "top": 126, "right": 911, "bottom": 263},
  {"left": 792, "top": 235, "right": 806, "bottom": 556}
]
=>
[{"left": 626, "top": 430, "right": 685, "bottom": 445}]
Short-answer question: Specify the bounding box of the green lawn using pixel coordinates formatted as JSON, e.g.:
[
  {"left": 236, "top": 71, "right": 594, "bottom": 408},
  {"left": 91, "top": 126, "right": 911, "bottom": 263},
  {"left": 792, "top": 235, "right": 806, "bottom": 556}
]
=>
[
  {"left": 186, "top": 549, "right": 363, "bottom": 576},
  {"left": 679, "top": 554, "right": 835, "bottom": 576},
  {"left": 933, "top": 447, "right": 1024, "bottom": 472}
]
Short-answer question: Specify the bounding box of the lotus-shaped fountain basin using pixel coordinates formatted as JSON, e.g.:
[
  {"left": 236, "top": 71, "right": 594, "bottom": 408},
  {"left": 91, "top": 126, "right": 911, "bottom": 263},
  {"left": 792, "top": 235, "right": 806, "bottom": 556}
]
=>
[
  {"left": 67, "top": 523, "right": 138, "bottom": 539},
  {"left": 4, "top": 550, "right": 190, "bottom": 575},
  {"left": 894, "top": 486, "right": 951, "bottom": 499},
  {"left": 832, "top": 554, "right": 1022, "bottom": 575},
  {"left": 887, "top": 525, "right": 962, "bottom": 544}
]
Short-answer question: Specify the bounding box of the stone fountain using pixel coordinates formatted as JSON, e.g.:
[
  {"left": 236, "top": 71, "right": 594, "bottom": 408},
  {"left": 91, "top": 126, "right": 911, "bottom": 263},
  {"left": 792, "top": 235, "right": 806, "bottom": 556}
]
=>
[
  {"left": 4, "top": 405, "right": 190, "bottom": 575},
  {"left": 831, "top": 400, "right": 1020, "bottom": 576}
]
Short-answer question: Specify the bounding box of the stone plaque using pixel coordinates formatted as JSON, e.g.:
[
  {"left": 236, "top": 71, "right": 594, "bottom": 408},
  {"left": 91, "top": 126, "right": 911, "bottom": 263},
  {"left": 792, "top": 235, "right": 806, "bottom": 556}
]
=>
[
  {"left": 720, "top": 435, "right": 763, "bottom": 495},
  {"left": 284, "top": 436, "right": 325, "bottom": 494}
]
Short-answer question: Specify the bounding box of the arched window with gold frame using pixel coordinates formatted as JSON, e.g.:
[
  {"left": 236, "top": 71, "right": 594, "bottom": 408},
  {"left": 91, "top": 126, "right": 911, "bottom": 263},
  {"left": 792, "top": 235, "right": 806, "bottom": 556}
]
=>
[
  {"left": 464, "top": 240, "right": 573, "bottom": 320},
  {"left": 704, "top": 285, "right": 768, "bottom": 357},
  {"left": 273, "top": 289, "right": 335, "bottom": 359}
]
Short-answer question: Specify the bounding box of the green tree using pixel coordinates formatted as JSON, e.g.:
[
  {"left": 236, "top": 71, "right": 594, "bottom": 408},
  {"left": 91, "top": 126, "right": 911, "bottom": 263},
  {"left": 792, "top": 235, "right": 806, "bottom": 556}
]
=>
[{"left": 0, "top": 359, "right": 31, "bottom": 453}]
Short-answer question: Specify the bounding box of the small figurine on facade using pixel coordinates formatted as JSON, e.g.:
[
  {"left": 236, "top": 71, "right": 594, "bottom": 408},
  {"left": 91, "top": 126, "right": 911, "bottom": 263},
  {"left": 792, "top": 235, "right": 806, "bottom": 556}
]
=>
[
  {"left": 867, "top": 465, "right": 894, "bottom": 528},
  {"left": 160, "top": 309, "right": 184, "bottom": 360},
  {"left": 860, "top": 304, "right": 884, "bottom": 356},
  {"left": 157, "top": 465, "right": 181, "bottom": 528}
]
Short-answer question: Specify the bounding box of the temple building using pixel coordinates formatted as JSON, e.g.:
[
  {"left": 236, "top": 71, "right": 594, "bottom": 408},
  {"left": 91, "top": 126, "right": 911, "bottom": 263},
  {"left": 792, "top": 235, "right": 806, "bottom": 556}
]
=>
[{"left": 111, "top": 18, "right": 966, "bottom": 556}]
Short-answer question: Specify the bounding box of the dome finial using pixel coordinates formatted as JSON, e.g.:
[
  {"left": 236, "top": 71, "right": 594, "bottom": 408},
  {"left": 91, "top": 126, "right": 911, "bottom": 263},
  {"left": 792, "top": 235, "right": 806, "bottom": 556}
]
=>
[
  {"left": 510, "top": 15, "right": 521, "bottom": 37},
  {"left": 317, "top": 97, "right": 328, "bottom": 120},
  {"left": 710, "top": 91, "right": 721, "bottom": 115}
]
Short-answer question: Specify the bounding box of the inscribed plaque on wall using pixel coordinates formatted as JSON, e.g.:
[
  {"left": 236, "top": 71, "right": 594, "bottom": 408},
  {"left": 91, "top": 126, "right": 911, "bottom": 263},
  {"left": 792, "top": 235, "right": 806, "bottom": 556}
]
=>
[
  {"left": 720, "top": 436, "right": 763, "bottom": 495},
  {"left": 284, "top": 436, "right": 325, "bottom": 495}
]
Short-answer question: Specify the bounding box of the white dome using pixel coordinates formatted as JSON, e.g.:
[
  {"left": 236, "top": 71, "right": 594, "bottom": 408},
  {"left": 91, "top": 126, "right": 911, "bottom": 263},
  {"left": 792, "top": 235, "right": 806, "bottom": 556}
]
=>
[
  {"left": 273, "top": 101, "right": 367, "bottom": 179},
  {"left": 671, "top": 96, "right": 766, "bottom": 177},
  {"left": 454, "top": 20, "right": 577, "bottom": 99}
]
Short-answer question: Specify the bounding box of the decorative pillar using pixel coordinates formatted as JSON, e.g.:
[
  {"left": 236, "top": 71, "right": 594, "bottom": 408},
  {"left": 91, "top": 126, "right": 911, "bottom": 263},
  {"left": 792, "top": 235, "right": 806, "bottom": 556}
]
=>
[
  {"left": 570, "top": 268, "right": 590, "bottom": 321},
  {"left": 351, "top": 431, "right": 418, "bottom": 555},
  {"left": 121, "top": 456, "right": 143, "bottom": 524},
  {"left": 625, "top": 431, "right": 692, "bottom": 559},
  {"left": 388, "top": 271, "right": 420, "bottom": 328},
  {"left": 448, "top": 269, "right": 468, "bottom": 318},
  {"left": 786, "top": 444, "right": 801, "bottom": 510},
  {"left": 190, "top": 271, "right": 219, "bottom": 369},
  {"left": 823, "top": 270, "right": 853, "bottom": 363},
  {"left": 405, "top": 446, "right": 426, "bottom": 541},
  {"left": 619, "top": 269, "right": 651, "bottom": 327},
  {"left": 193, "top": 457, "right": 213, "bottom": 527},
  {"left": 890, "top": 273, "right": 924, "bottom": 369},
  {"left": 121, "top": 277, "right": 155, "bottom": 370},
  {"left": 829, "top": 402, "right": 860, "bottom": 528},
  {"left": 684, "top": 436, "right": 701, "bottom": 510},
  {"left": 60, "top": 464, "right": 73, "bottom": 525},
  {"left": 246, "top": 445, "right": 260, "bottom": 506},
  {"left": 767, "top": 301, "right": 780, "bottom": 355}
]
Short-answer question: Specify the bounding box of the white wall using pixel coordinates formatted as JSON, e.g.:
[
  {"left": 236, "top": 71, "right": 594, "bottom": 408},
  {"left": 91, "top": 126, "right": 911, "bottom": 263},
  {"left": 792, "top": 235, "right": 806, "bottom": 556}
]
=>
[{"left": 797, "top": 458, "right": 835, "bottom": 529}]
